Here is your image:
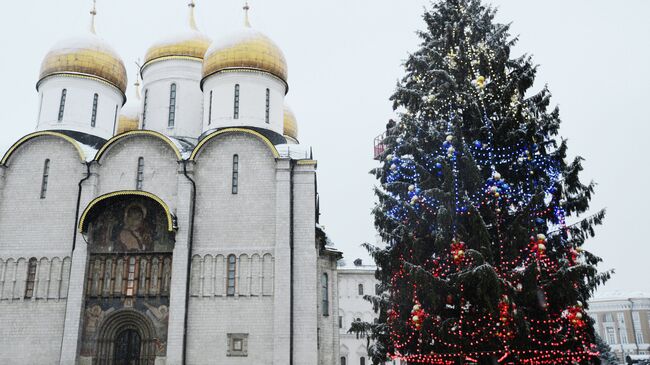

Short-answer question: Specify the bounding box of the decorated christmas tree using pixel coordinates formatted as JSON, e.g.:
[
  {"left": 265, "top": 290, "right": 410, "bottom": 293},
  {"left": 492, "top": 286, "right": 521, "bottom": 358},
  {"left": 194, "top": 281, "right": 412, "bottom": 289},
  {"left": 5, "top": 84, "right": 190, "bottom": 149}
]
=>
[{"left": 367, "top": 0, "right": 611, "bottom": 364}]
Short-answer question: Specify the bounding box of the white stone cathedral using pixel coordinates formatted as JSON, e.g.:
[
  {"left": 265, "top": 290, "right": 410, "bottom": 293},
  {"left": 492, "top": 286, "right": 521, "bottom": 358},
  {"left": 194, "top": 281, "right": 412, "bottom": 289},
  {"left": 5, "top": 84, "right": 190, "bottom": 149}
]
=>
[{"left": 0, "top": 2, "right": 342, "bottom": 364}]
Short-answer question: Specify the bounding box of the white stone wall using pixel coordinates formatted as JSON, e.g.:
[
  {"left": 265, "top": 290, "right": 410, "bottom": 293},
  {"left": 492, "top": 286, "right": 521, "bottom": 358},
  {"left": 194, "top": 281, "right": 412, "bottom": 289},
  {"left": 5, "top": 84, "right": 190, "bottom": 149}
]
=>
[
  {"left": 192, "top": 133, "right": 277, "bottom": 251},
  {"left": 95, "top": 134, "right": 179, "bottom": 206},
  {"left": 292, "top": 162, "right": 319, "bottom": 363},
  {"left": 202, "top": 72, "right": 286, "bottom": 136},
  {"left": 187, "top": 132, "right": 280, "bottom": 364},
  {"left": 141, "top": 59, "right": 204, "bottom": 138},
  {"left": 0, "top": 136, "right": 85, "bottom": 364},
  {"left": 318, "top": 252, "right": 341, "bottom": 365},
  {"left": 0, "top": 137, "right": 85, "bottom": 257},
  {"left": 37, "top": 76, "right": 124, "bottom": 140}
]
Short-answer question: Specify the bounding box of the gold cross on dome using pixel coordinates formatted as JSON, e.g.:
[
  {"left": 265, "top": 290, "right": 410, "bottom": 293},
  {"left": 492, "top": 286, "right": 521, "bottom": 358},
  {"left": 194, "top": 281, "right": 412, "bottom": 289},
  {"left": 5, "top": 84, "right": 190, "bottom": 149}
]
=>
[
  {"left": 89, "top": 0, "right": 97, "bottom": 34},
  {"left": 243, "top": 1, "right": 251, "bottom": 27}
]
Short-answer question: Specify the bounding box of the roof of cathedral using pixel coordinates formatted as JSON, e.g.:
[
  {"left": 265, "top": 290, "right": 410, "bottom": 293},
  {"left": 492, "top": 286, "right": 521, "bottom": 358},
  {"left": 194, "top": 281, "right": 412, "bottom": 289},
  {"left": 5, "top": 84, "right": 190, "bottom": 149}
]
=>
[
  {"left": 38, "top": 3, "right": 127, "bottom": 94},
  {"left": 202, "top": 3, "right": 287, "bottom": 84},
  {"left": 143, "top": 1, "right": 211, "bottom": 70}
]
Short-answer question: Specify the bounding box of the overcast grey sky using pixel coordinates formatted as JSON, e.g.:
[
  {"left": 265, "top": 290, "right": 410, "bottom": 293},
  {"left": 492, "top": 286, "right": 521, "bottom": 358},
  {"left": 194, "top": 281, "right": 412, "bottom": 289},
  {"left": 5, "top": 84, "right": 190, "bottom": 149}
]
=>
[{"left": 0, "top": 0, "right": 648, "bottom": 294}]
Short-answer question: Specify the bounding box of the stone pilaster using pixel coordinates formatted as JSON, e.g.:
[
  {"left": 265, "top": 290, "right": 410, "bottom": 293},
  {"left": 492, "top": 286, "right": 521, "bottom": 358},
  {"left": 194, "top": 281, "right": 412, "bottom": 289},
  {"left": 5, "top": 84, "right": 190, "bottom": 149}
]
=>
[
  {"left": 273, "top": 158, "right": 291, "bottom": 365},
  {"left": 291, "top": 161, "right": 318, "bottom": 364},
  {"left": 165, "top": 161, "right": 195, "bottom": 365},
  {"left": 59, "top": 162, "right": 98, "bottom": 364}
]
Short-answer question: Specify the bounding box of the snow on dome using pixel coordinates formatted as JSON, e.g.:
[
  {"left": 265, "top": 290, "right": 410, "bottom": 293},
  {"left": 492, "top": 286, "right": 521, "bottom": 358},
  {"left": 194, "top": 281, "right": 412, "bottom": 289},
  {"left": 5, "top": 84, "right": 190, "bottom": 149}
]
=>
[
  {"left": 143, "top": 29, "right": 211, "bottom": 67},
  {"left": 202, "top": 26, "right": 288, "bottom": 83},
  {"left": 38, "top": 31, "right": 127, "bottom": 93},
  {"left": 142, "top": 1, "right": 211, "bottom": 68}
]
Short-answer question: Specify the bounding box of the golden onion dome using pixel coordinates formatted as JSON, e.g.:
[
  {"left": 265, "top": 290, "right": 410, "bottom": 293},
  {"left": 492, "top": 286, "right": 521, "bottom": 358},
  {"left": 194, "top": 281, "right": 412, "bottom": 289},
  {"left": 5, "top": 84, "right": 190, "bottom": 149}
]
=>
[
  {"left": 143, "top": 1, "right": 211, "bottom": 69},
  {"left": 203, "top": 5, "right": 288, "bottom": 84},
  {"left": 116, "top": 113, "right": 139, "bottom": 135},
  {"left": 39, "top": 1, "right": 127, "bottom": 96},
  {"left": 38, "top": 33, "right": 128, "bottom": 94},
  {"left": 283, "top": 104, "right": 299, "bottom": 141},
  {"left": 116, "top": 81, "right": 141, "bottom": 135}
]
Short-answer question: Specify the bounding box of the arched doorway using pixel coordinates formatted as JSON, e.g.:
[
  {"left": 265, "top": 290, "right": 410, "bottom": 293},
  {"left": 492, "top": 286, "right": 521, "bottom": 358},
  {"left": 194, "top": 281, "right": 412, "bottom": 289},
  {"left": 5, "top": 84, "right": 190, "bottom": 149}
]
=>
[
  {"left": 78, "top": 192, "right": 174, "bottom": 362},
  {"left": 95, "top": 309, "right": 156, "bottom": 365},
  {"left": 114, "top": 328, "right": 141, "bottom": 364}
]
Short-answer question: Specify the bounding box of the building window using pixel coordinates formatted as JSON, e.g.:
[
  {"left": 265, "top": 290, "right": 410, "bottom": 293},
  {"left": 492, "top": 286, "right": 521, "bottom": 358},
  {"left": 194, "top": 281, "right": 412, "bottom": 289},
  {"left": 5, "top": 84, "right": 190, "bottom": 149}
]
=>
[
  {"left": 341, "top": 357, "right": 347, "bottom": 365},
  {"left": 136, "top": 157, "right": 144, "bottom": 190},
  {"left": 91, "top": 93, "right": 99, "bottom": 127},
  {"left": 24, "top": 258, "right": 38, "bottom": 299},
  {"left": 618, "top": 312, "right": 626, "bottom": 326},
  {"left": 40, "top": 159, "right": 50, "bottom": 199},
  {"left": 227, "top": 333, "right": 248, "bottom": 357},
  {"left": 234, "top": 84, "right": 240, "bottom": 119},
  {"left": 606, "top": 327, "right": 616, "bottom": 344},
  {"left": 265, "top": 88, "right": 270, "bottom": 123},
  {"left": 620, "top": 329, "right": 628, "bottom": 344},
  {"left": 232, "top": 154, "right": 239, "bottom": 194},
  {"left": 58, "top": 89, "right": 67, "bottom": 121},
  {"left": 113, "top": 104, "right": 119, "bottom": 133},
  {"left": 636, "top": 330, "right": 644, "bottom": 344},
  {"left": 227, "top": 255, "right": 236, "bottom": 296},
  {"left": 633, "top": 311, "right": 641, "bottom": 324},
  {"left": 208, "top": 90, "right": 213, "bottom": 125},
  {"left": 360, "top": 357, "right": 366, "bottom": 365},
  {"left": 604, "top": 313, "right": 614, "bottom": 322},
  {"left": 358, "top": 283, "right": 364, "bottom": 296},
  {"left": 339, "top": 315, "right": 343, "bottom": 329},
  {"left": 168, "top": 83, "right": 177, "bottom": 127},
  {"left": 321, "top": 273, "right": 329, "bottom": 316},
  {"left": 142, "top": 89, "right": 149, "bottom": 128}
]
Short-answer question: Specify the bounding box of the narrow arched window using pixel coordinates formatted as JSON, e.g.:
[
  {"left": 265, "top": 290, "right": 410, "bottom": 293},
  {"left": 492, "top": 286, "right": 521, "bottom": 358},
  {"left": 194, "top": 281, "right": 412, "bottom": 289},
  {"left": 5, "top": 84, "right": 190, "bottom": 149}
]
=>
[
  {"left": 232, "top": 154, "right": 239, "bottom": 194},
  {"left": 360, "top": 357, "right": 366, "bottom": 365},
  {"left": 25, "top": 258, "right": 38, "bottom": 299},
  {"left": 113, "top": 104, "right": 119, "bottom": 135},
  {"left": 358, "top": 283, "right": 364, "bottom": 296},
  {"left": 91, "top": 93, "right": 99, "bottom": 127},
  {"left": 322, "top": 273, "right": 329, "bottom": 316},
  {"left": 208, "top": 90, "right": 213, "bottom": 125},
  {"left": 233, "top": 84, "right": 240, "bottom": 119},
  {"left": 340, "top": 357, "right": 347, "bottom": 365},
  {"left": 136, "top": 157, "right": 144, "bottom": 190},
  {"left": 265, "top": 88, "right": 270, "bottom": 123},
  {"left": 227, "top": 255, "right": 236, "bottom": 296},
  {"left": 142, "top": 89, "right": 149, "bottom": 129},
  {"left": 168, "top": 83, "right": 177, "bottom": 127},
  {"left": 40, "top": 159, "right": 50, "bottom": 199},
  {"left": 58, "top": 89, "right": 67, "bottom": 121}
]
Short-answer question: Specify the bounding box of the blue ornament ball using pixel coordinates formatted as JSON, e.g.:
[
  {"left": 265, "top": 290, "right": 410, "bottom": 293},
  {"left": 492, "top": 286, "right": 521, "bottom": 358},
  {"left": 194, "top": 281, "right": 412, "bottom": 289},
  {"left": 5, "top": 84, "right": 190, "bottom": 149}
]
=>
[{"left": 474, "top": 140, "right": 482, "bottom": 149}]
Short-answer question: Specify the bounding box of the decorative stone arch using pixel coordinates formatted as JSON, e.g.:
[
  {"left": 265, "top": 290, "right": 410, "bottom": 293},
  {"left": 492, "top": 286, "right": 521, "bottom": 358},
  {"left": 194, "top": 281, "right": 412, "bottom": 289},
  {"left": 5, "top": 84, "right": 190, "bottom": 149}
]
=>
[
  {"left": 94, "top": 308, "right": 157, "bottom": 365},
  {"left": 94, "top": 130, "right": 183, "bottom": 162},
  {"left": 78, "top": 190, "right": 175, "bottom": 234},
  {"left": 190, "top": 128, "right": 280, "bottom": 161},
  {"left": 0, "top": 131, "right": 86, "bottom": 166}
]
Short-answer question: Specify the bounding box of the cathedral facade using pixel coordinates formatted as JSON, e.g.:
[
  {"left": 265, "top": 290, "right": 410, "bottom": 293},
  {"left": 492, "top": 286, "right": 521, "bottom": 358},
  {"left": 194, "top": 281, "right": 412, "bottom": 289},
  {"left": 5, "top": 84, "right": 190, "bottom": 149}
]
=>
[{"left": 0, "top": 2, "right": 341, "bottom": 364}]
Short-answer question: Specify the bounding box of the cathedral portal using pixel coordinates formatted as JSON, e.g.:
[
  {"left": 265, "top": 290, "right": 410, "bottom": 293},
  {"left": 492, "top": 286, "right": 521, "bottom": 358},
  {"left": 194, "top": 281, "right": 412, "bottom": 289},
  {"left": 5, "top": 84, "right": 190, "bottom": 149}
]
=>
[{"left": 78, "top": 193, "right": 175, "bottom": 364}]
